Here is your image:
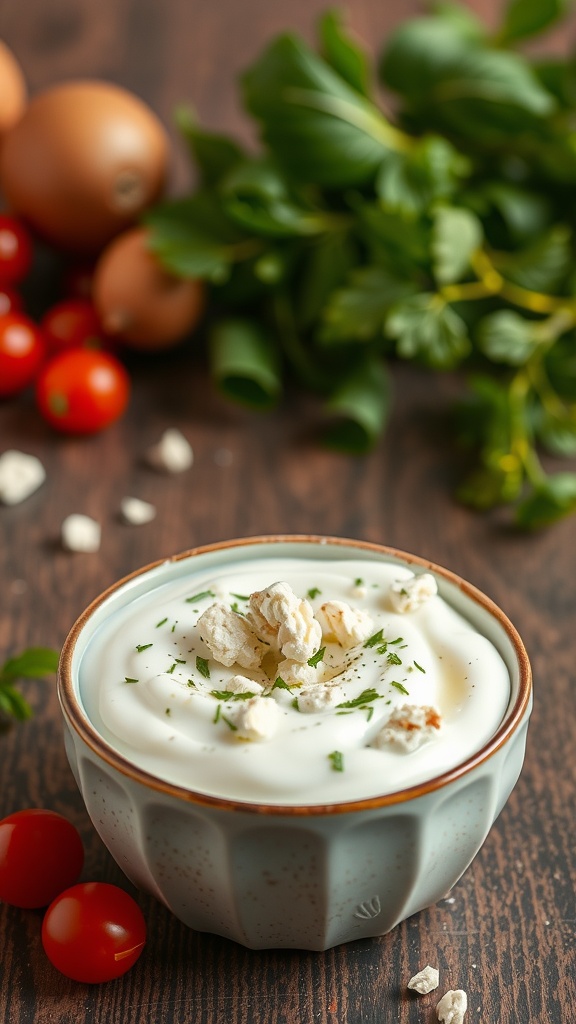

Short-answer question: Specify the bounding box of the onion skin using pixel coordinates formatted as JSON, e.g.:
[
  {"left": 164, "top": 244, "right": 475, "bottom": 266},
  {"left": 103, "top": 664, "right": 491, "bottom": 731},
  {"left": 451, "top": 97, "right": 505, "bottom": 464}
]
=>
[
  {"left": 0, "top": 40, "right": 27, "bottom": 137},
  {"left": 0, "top": 80, "right": 168, "bottom": 253},
  {"left": 93, "top": 227, "right": 205, "bottom": 350}
]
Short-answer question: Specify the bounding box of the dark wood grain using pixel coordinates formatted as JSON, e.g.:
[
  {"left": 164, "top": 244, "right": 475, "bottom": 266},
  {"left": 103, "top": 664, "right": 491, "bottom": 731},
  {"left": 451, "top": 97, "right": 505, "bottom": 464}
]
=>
[{"left": 1, "top": 1, "right": 576, "bottom": 1022}]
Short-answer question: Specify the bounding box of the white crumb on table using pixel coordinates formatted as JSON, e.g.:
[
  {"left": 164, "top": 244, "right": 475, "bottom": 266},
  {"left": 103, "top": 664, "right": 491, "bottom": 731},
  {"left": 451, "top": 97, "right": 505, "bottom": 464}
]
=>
[
  {"left": 146, "top": 429, "right": 193, "bottom": 473},
  {"left": 61, "top": 514, "right": 101, "bottom": 553},
  {"left": 436, "top": 989, "right": 468, "bottom": 1023},
  {"left": 120, "top": 496, "right": 156, "bottom": 525},
  {"left": 0, "top": 450, "right": 45, "bottom": 505},
  {"left": 407, "top": 965, "right": 439, "bottom": 994}
]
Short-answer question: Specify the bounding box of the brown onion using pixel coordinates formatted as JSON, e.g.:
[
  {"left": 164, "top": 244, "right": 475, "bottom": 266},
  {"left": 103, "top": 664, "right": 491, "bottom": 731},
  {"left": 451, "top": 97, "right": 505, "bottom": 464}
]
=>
[
  {"left": 0, "top": 80, "right": 168, "bottom": 253},
  {"left": 93, "top": 227, "right": 205, "bottom": 350},
  {"left": 0, "top": 40, "right": 27, "bottom": 137}
]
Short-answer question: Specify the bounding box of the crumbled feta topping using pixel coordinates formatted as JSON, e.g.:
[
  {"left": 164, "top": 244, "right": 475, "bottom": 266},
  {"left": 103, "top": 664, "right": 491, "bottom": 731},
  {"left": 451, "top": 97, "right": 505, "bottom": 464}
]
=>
[
  {"left": 61, "top": 514, "right": 101, "bottom": 553},
  {"left": 389, "top": 572, "right": 438, "bottom": 613},
  {"left": 436, "top": 989, "right": 468, "bottom": 1024},
  {"left": 317, "top": 600, "right": 373, "bottom": 649},
  {"left": 234, "top": 695, "right": 280, "bottom": 741},
  {"left": 276, "top": 658, "right": 322, "bottom": 688},
  {"left": 198, "top": 602, "right": 266, "bottom": 669},
  {"left": 120, "top": 496, "right": 156, "bottom": 525},
  {"left": 249, "top": 582, "right": 322, "bottom": 663},
  {"left": 146, "top": 429, "right": 193, "bottom": 473},
  {"left": 297, "top": 682, "right": 344, "bottom": 714},
  {"left": 226, "top": 674, "right": 264, "bottom": 695},
  {"left": 0, "top": 450, "right": 45, "bottom": 505},
  {"left": 372, "top": 704, "right": 442, "bottom": 753},
  {"left": 408, "top": 966, "right": 440, "bottom": 995}
]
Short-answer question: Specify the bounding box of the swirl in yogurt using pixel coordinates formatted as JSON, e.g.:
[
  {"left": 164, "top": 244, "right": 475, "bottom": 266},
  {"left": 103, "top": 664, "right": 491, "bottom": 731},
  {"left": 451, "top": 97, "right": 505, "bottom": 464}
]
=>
[{"left": 79, "top": 558, "right": 510, "bottom": 805}]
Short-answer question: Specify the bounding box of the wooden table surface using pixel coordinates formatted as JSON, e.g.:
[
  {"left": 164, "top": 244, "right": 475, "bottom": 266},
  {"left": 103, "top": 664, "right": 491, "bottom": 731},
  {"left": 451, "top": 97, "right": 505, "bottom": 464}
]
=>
[{"left": 1, "top": 1, "right": 575, "bottom": 1021}]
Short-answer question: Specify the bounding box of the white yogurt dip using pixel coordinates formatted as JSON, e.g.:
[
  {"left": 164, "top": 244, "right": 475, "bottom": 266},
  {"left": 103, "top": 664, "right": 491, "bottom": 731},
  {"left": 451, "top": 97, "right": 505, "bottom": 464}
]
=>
[{"left": 79, "top": 557, "right": 511, "bottom": 805}]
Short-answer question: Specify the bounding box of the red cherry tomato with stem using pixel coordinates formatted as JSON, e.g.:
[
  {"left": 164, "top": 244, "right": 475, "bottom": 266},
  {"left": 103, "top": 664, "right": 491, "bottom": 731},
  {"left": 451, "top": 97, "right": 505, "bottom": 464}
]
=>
[
  {"left": 36, "top": 348, "right": 130, "bottom": 433},
  {"left": 41, "top": 298, "right": 105, "bottom": 354},
  {"left": 0, "top": 311, "right": 46, "bottom": 397},
  {"left": 42, "top": 882, "right": 147, "bottom": 983},
  {"left": 0, "top": 809, "right": 84, "bottom": 908},
  {"left": 0, "top": 214, "right": 33, "bottom": 285}
]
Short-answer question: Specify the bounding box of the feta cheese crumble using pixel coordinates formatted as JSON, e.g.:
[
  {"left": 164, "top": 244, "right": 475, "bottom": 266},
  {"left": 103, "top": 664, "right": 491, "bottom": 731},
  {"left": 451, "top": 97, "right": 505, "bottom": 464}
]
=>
[
  {"left": 408, "top": 965, "right": 440, "bottom": 994},
  {"left": 249, "top": 582, "right": 322, "bottom": 662},
  {"left": 0, "top": 450, "right": 45, "bottom": 505},
  {"left": 198, "top": 602, "right": 266, "bottom": 669},
  {"left": 120, "top": 496, "right": 156, "bottom": 525},
  {"left": 372, "top": 704, "right": 442, "bottom": 753},
  {"left": 146, "top": 429, "right": 193, "bottom": 473},
  {"left": 389, "top": 572, "right": 438, "bottom": 613},
  {"left": 436, "top": 989, "right": 468, "bottom": 1024},
  {"left": 234, "top": 695, "right": 280, "bottom": 741},
  {"left": 317, "top": 600, "right": 373, "bottom": 649},
  {"left": 61, "top": 514, "right": 101, "bottom": 553}
]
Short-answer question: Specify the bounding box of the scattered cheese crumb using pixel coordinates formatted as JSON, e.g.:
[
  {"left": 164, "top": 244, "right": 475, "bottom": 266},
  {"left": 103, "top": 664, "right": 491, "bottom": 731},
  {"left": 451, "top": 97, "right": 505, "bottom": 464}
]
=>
[
  {"left": 317, "top": 600, "right": 373, "bottom": 649},
  {"left": 297, "top": 682, "right": 344, "bottom": 713},
  {"left": 276, "top": 658, "right": 322, "bottom": 688},
  {"left": 249, "top": 582, "right": 322, "bottom": 663},
  {"left": 389, "top": 572, "right": 438, "bottom": 613},
  {"left": 436, "top": 990, "right": 468, "bottom": 1024},
  {"left": 61, "top": 514, "right": 101, "bottom": 553},
  {"left": 234, "top": 695, "right": 280, "bottom": 741},
  {"left": 198, "top": 602, "right": 266, "bottom": 669},
  {"left": 226, "top": 674, "right": 264, "bottom": 695},
  {"left": 120, "top": 496, "right": 156, "bottom": 525},
  {"left": 0, "top": 450, "right": 45, "bottom": 505},
  {"left": 372, "top": 704, "right": 442, "bottom": 753},
  {"left": 146, "top": 429, "right": 193, "bottom": 473},
  {"left": 408, "top": 966, "right": 440, "bottom": 995}
]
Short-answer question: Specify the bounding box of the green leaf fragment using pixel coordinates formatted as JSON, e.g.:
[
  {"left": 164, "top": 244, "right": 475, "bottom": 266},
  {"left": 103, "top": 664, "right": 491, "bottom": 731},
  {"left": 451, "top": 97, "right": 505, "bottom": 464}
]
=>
[{"left": 209, "top": 318, "right": 282, "bottom": 410}]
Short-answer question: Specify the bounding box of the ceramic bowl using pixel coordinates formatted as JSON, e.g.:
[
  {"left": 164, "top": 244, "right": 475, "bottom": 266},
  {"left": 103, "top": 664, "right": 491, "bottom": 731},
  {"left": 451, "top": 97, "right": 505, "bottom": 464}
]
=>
[{"left": 58, "top": 536, "right": 532, "bottom": 950}]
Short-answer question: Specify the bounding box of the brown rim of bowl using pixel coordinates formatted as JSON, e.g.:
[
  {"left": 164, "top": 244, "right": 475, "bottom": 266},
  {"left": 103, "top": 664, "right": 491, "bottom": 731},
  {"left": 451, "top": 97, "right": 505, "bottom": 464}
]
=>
[{"left": 58, "top": 534, "right": 532, "bottom": 817}]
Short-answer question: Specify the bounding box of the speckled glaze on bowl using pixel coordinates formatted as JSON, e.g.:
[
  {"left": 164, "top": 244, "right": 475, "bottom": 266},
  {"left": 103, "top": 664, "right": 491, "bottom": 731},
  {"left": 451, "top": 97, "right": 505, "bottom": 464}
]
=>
[{"left": 58, "top": 536, "right": 532, "bottom": 950}]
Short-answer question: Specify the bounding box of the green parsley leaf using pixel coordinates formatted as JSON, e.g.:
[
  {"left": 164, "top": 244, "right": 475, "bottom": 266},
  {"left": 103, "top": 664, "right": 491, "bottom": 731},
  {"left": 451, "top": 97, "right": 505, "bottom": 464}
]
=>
[
  {"left": 135, "top": 643, "right": 153, "bottom": 653},
  {"left": 364, "top": 629, "right": 385, "bottom": 648},
  {"left": 185, "top": 590, "right": 215, "bottom": 604},
  {"left": 328, "top": 750, "right": 345, "bottom": 772},
  {"left": 196, "top": 656, "right": 211, "bottom": 679},
  {"left": 0, "top": 648, "right": 59, "bottom": 723},
  {"left": 391, "top": 681, "right": 410, "bottom": 695},
  {"left": 337, "top": 687, "right": 383, "bottom": 709},
  {"left": 272, "top": 676, "right": 293, "bottom": 692},
  {"left": 307, "top": 647, "right": 326, "bottom": 668},
  {"left": 307, "top": 587, "right": 322, "bottom": 600}
]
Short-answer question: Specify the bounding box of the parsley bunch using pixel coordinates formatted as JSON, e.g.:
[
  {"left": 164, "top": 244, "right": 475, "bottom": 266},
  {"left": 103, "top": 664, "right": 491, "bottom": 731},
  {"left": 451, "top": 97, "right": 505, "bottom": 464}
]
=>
[
  {"left": 0, "top": 648, "right": 59, "bottom": 722},
  {"left": 147, "top": 0, "right": 576, "bottom": 527}
]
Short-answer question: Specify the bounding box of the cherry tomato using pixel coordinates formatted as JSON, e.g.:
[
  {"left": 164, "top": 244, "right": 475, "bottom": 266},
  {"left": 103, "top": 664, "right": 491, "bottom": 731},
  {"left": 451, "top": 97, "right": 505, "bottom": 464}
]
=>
[
  {"left": 0, "top": 809, "right": 84, "bottom": 909},
  {"left": 36, "top": 348, "right": 130, "bottom": 433},
  {"left": 0, "top": 214, "right": 33, "bottom": 285},
  {"left": 0, "top": 284, "right": 22, "bottom": 316},
  {"left": 0, "top": 311, "right": 46, "bottom": 397},
  {"left": 41, "top": 298, "right": 105, "bottom": 354},
  {"left": 42, "top": 882, "right": 146, "bottom": 983}
]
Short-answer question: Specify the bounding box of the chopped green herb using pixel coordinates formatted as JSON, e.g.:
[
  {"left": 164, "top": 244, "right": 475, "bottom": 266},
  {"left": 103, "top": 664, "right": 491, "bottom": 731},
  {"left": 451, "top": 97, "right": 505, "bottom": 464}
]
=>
[
  {"left": 155, "top": 617, "right": 168, "bottom": 628},
  {"left": 337, "top": 687, "right": 383, "bottom": 709},
  {"left": 210, "top": 689, "right": 257, "bottom": 701},
  {"left": 414, "top": 661, "right": 426, "bottom": 673},
  {"left": 124, "top": 677, "right": 139, "bottom": 684},
  {"left": 166, "top": 660, "right": 185, "bottom": 675},
  {"left": 387, "top": 652, "right": 402, "bottom": 666},
  {"left": 391, "top": 681, "right": 410, "bottom": 695},
  {"left": 291, "top": 696, "right": 300, "bottom": 710},
  {"left": 376, "top": 643, "right": 388, "bottom": 654},
  {"left": 185, "top": 590, "right": 215, "bottom": 604},
  {"left": 221, "top": 713, "right": 238, "bottom": 731},
  {"left": 307, "top": 646, "right": 326, "bottom": 668},
  {"left": 328, "top": 750, "right": 344, "bottom": 772},
  {"left": 171, "top": 623, "right": 177, "bottom": 633},
  {"left": 187, "top": 679, "right": 197, "bottom": 688},
  {"left": 230, "top": 601, "right": 247, "bottom": 616},
  {"left": 389, "top": 637, "right": 404, "bottom": 645},
  {"left": 364, "top": 629, "right": 384, "bottom": 648},
  {"left": 272, "top": 676, "right": 293, "bottom": 692},
  {"left": 307, "top": 587, "right": 322, "bottom": 600},
  {"left": 231, "top": 593, "right": 250, "bottom": 601},
  {"left": 196, "top": 656, "right": 211, "bottom": 679},
  {"left": 213, "top": 703, "right": 221, "bottom": 724},
  {"left": 165, "top": 707, "right": 171, "bottom": 716},
  {"left": 135, "top": 643, "right": 153, "bottom": 653},
  {"left": 354, "top": 577, "right": 364, "bottom": 587}
]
